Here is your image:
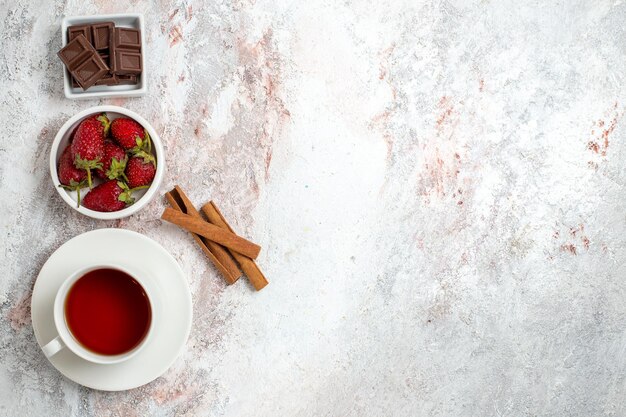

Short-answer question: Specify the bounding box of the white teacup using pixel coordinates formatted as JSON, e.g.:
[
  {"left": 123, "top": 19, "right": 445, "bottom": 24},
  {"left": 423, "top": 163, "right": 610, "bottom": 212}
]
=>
[{"left": 42, "top": 264, "right": 156, "bottom": 364}]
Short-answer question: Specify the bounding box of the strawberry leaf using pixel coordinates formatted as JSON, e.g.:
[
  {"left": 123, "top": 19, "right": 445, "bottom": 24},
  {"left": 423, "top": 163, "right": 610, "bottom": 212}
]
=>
[
  {"left": 105, "top": 156, "right": 128, "bottom": 180},
  {"left": 128, "top": 130, "right": 153, "bottom": 155},
  {"left": 134, "top": 150, "right": 156, "bottom": 166},
  {"left": 74, "top": 156, "right": 103, "bottom": 188},
  {"left": 97, "top": 113, "right": 111, "bottom": 137},
  {"left": 117, "top": 181, "right": 135, "bottom": 205},
  {"left": 59, "top": 179, "right": 88, "bottom": 207},
  {"left": 144, "top": 130, "right": 152, "bottom": 154}
]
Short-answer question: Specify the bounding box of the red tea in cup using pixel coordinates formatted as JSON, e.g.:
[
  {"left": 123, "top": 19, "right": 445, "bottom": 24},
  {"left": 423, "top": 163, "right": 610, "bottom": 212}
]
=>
[{"left": 64, "top": 268, "right": 151, "bottom": 355}]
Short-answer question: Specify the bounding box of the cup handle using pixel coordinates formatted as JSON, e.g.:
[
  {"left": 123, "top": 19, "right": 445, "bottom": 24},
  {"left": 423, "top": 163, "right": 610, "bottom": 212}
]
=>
[{"left": 42, "top": 336, "right": 65, "bottom": 357}]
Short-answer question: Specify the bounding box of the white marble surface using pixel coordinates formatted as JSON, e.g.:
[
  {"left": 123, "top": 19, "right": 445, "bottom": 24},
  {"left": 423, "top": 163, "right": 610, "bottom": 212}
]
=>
[{"left": 2, "top": 0, "right": 626, "bottom": 415}]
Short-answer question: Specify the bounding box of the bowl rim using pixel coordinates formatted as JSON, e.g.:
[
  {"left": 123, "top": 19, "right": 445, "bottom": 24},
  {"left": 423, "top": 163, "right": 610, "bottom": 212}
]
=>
[{"left": 50, "top": 105, "right": 164, "bottom": 220}]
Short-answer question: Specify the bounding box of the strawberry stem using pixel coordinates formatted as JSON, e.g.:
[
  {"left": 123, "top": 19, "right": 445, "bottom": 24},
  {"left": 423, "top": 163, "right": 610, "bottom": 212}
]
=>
[
  {"left": 97, "top": 113, "right": 111, "bottom": 137},
  {"left": 58, "top": 179, "right": 87, "bottom": 208},
  {"left": 74, "top": 155, "right": 102, "bottom": 188},
  {"left": 105, "top": 156, "right": 128, "bottom": 180},
  {"left": 144, "top": 130, "right": 152, "bottom": 154},
  {"left": 130, "top": 185, "right": 150, "bottom": 192}
]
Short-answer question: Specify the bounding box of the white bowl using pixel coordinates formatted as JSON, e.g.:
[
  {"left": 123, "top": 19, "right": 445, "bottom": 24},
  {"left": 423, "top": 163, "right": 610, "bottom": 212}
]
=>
[
  {"left": 50, "top": 105, "right": 165, "bottom": 220},
  {"left": 61, "top": 14, "right": 146, "bottom": 100}
]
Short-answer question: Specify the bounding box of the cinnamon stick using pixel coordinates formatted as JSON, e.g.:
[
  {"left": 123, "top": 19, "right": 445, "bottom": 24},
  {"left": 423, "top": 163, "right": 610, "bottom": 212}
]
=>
[
  {"left": 165, "top": 189, "right": 241, "bottom": 284},
  {"left": 201, "top": 201, "right": 269, "bottom": 291},
  {"left": 161, "top": 208, "right": 261, "bottom": 259}
]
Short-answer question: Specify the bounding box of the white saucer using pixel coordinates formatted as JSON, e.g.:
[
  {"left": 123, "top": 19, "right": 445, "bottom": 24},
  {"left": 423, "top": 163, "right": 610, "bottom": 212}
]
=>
[{"left": 31, "top": 228, "right": 192, "bottom": 391}]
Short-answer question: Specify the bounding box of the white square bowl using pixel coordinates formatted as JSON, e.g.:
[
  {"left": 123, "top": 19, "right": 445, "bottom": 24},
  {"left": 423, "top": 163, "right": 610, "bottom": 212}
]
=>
[{"left": 61, "top": 14, "right": 146, "bottom": 100}]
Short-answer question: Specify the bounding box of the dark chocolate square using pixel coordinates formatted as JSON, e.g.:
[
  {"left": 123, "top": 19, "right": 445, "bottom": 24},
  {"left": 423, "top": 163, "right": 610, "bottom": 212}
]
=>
[
  {"left": 73, "top": 53, "right": 109, "bottom": 89},
  {"left": 117, "top": 74, "right": 138, "bottom": 85},
  {"left": 95, "top": 73, "right": 118, "bottom": 86},
  {"left": 91, "top": 22, "right": 114, "bottom": 50},
  {"left": 58, "top": 34, "right": 93, "bottom": 68},
  {"left": 113, "top": 28, "right": 141, "bottom": 50},
  {"left": 59, "top": 34, "right": 112, "bottom": 90},
  {"left": 68, "top": 25, "right": 92, "bottom": 44},
  {"left": 98, "top": 51, "right": 109, "bottom": 66},
  {"left": 113, "top": 49, "right": 142, "bottom": 75}
]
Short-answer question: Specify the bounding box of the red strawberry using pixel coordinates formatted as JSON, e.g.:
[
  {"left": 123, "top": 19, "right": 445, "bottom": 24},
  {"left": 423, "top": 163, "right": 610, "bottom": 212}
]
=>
[
  {"left": 96, "top": 141, "right": 128, "bottom": 180},
  {"left": 71, "top": 113, "right": 110, "bottom": 188},
  {"left": 85, "top": 113, "right": 110, "bottom": 137},
  {"left": 82, "top": 180, "right": 136, "bottom": 212},
  {"left": 125, "top": 151, "right": 156, "bottom": 188},
  {"left": 57, "top": 145, "right": 87, "bottom": 207},
  {"left": 111, "top": 117, "right": 148, "bottom": 151},
  {"left": 58, "top": 145, "right": 86, "bottom": 185}
]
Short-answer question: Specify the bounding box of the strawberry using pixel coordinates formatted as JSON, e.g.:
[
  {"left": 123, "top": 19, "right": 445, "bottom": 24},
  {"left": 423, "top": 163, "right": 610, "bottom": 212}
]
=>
[
  {"left": 82, "top": 180, "right": 147, "bottom": 212},
  {"left": 57, "top": 145, "right": 87, "bottom": 207},
  {"left": 85, "top": 113, "right": 110, "bottom": 137},
  {"left": 110, "top": 117, "right": 149, "bottom": 151},
  {"left": 96, "top": 141, "right": 128, "bottom": 181},
  {"left": 58, "top": 145, "right": 87, "bottom": 185},
  {"left": 71, "top": 113, "right": 109, "bottom": 188},
  {"left": 125, "top": 151, "right": 156, "bottom": 188}
]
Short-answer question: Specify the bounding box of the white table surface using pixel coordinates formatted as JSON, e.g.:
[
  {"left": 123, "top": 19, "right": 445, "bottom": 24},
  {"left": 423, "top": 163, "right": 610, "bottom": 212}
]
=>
[{"left": 1, "top": 0, "right": 625, "bottom": 416}]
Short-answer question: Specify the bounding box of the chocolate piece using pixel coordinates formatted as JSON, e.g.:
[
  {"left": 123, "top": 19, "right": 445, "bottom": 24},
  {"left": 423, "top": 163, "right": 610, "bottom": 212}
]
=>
[
  {"left": 113, "top": 28, "right": 141, "bottom": 50},
  {"left": 93, "top": 73, "right": 139, "bottom": 87},
  {"left": 95, "top": 73, "right": 118, "bottom": 86},
  {"left": 58, "top": 35, "right": 109, "bottom": 90},
  {"left": 109, "top": 27, "right": 142, "bottom": 76},
  {"left": 67, "top": 26, "right": 95, "bottom": 88},
  {"left": 117, "top": 74, "right": 138, "bottom": 85},
  {"left": 58, "top": 34, "right": 92, "bottom": 68},
  {"left": 91, "top": 22, "right": 114, "bottom": 50},
  {"left": 112, "top": 49, "right": 142, "bottom": 75},
  {"left": 62, "top": 23, "right": 143, "bottom": 90},
  {"left": 74, "top": 54, "right": 109, "bottom": 89},
  {"left": 68, "top": 25, "right": 92, "bottom": 44},
  {"left": 98, "top": 52, "right": 109, "bottom": 66}
]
